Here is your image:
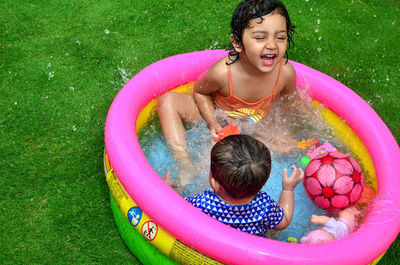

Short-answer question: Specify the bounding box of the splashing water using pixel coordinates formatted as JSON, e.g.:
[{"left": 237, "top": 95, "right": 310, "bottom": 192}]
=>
[{"left": 117, "top": 66, "right": 132, "bottom": 85}]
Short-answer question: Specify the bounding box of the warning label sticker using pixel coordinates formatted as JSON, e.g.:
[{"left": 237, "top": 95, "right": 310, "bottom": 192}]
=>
[
  {"left": 141, "top": 221, "right": 158, "bottom": 241},
  {"left": 127, "top": 206, "right": 142, "bottom": 227}
]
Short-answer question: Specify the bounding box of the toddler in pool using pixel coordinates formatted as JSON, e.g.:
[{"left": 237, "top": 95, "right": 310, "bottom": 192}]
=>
[{"left": 163, "top": 134, "right": 304, "bottom": 235}]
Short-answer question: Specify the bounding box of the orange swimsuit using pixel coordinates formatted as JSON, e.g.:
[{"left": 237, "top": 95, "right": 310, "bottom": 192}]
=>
[{"left": 213, "top": 59, "right": 283, "bottom": 122}]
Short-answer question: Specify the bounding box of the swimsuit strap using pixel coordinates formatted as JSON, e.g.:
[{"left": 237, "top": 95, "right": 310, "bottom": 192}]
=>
[
  {"left": 226, "top": 56, "right": 234, "bottom": 97},
  {"left": 272, "top": 59, "right": 284, "bottom": 100}
]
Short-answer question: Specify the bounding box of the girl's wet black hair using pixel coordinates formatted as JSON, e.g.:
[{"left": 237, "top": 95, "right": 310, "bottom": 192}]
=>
[{"left": 228, "top": 0, "right": 296, "bottom": 64}]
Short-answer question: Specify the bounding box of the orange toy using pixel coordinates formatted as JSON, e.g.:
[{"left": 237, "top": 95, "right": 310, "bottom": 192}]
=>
[
  {"left": 217, "top": 124, "right": 240, "bottom": 141},
  {"left": 297, "top": 139, "right": 320, "bottom": 151},
  {"left": 358, "top": 184, "right": 375, "bottom": 205}
]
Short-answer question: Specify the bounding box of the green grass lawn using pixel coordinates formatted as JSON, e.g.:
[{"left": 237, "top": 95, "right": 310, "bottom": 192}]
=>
[{"left": 1, "top": 0, "right": 399, "bottom": 264}]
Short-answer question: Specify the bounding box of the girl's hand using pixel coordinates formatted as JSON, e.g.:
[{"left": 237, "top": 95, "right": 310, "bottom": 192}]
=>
[
  {"left": 209, "top": 122, "right": 222, "bottom": 145},
  {"left": 282, "top": 165, "right": 304, "bottom": 191},
  {"left": 162, "top": 171, "right": 180, "bottom": 188}
]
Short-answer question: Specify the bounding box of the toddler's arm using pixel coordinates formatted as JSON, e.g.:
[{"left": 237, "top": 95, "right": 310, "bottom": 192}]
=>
[{"left": 275, "top": 165, "right": 304, "bottom": 230}]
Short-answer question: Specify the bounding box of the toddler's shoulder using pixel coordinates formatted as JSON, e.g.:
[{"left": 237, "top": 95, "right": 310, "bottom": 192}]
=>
[{"left": 255, "top": 191, "right": 274, "bottom": 202}]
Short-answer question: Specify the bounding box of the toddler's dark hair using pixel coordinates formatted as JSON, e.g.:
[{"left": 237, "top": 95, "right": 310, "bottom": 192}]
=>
[
  {"left": 210, "top": 134, "right": 271, "bottom": 199},
  {"left": 229, "top": 0, "right": 296, "bottom": 64}
]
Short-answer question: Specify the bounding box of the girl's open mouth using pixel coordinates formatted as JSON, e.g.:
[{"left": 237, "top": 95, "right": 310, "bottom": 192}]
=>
[{"left": 261, "top": 54, "right": 276, "bottom": 66}]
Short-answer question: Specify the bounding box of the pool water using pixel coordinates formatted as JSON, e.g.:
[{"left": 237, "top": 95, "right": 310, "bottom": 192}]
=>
[
  {"left": 137, "top": 94, "right": 371, "bottom": 241},
  {"left": 139, "top": 119, "right": 332, "bottom": 241}
]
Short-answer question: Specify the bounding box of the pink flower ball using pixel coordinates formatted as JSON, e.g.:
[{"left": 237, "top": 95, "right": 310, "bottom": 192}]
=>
[{"left": 304, "top": 151, "right": 365, "bottom": 211}]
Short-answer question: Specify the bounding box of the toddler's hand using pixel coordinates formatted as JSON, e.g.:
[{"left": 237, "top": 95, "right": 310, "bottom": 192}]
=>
[
  {"left": 282, "top": 165, "right": 304, "bottom": 191},
  {"left": 162, "top": 171, "right": 180, "bottom": 189}
]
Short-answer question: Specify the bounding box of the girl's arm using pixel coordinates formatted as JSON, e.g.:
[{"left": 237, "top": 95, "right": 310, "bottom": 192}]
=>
[
  {"left": 279, "top": 62, "right": 297, "bottom": 97},
  {"left": 193, "top": 64, "right": 225, "bottom": 143},
  {"left": 193, "top": 72, "right": 219, "bottom": 128},
  {"left": 274, "top": 165, "right": 304, "bottom": 230},
  {"left": 280, "top": 62, "right": 311, "bottom": 115}
]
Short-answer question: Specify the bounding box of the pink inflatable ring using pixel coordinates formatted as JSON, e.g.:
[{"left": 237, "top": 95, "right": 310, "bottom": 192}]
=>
[{"left": 105, "top": 50, "right": 400, "bottom": 264}]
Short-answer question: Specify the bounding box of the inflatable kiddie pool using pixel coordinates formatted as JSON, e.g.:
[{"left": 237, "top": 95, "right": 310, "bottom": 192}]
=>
[{"left": 104, "top": 50, "right": 400, "bottom": 264}]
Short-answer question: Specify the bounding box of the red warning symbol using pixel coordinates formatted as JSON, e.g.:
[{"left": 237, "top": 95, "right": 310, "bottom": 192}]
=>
[{"left": 141, "top": 221, "right": 158, "bottom": 241}]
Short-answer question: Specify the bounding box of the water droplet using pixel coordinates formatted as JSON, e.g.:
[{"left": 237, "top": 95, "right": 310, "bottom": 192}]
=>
[
  {"left": 317, "top": 19, "right": 320, "bottom": 24},
  {"left": 118, "top": 66, "right": 132, "bottom": 84},
  {"left": 104, "top": 29, "right": 110, "bottom": 34},
  {"left": 72, "top": 125, "right": 77, "bottom": 131},
  {"left": 315, "top": 29, "right": 319, "bottom": 33},
  {"left": 386, "top": 76, "right": 390, "bottom": 81},
  {"left": 69, "top": 86, "right": 75, "bottom": 91},
  {"left": 76, "top": 40, "right": 81, "bottom": 45},
  {"left": 318, "top": 36, "right": 322, "bottom": 41},
  {"left": 317, "top": 47, "right": 321, "bottom": 52},
  {"left": 48, "top": 71, "right": 54, "bottom": 80},
  {"left": 14, "top": 101, "right": 18, "bottom": 106},
  {"left": 209, "top": 40, "right": 219, "bottom": 49},
  {"left": 47, "top": 63, "right": 51, "bottom": 67},
  {"left": 65, "top": 52, "right": 69, "bottom": 56}
]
